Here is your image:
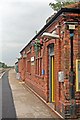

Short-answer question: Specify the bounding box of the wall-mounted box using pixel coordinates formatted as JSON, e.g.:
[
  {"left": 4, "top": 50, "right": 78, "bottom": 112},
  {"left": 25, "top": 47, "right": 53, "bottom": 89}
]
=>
[{"left": 58, "top": 71, "right": 64, "bottom": 82}]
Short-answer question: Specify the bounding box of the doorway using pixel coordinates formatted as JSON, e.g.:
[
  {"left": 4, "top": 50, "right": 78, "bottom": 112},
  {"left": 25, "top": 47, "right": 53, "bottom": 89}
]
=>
[{"left": 49, "top": 44, "right": 55, "bottom": 102}]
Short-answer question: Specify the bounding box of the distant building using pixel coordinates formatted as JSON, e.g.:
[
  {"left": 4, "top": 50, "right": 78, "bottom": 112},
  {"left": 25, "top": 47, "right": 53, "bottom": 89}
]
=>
[{"left": 18, "top": 2, "right": 80, "bottom": 119}]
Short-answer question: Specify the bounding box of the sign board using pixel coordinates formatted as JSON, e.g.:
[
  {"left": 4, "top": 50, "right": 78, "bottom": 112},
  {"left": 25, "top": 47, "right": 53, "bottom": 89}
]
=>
[
  {"left": 42, "top": 69, "right": 45, "bottom": 75},
  {"left": 31, "top": 57, "right": 35, "bottom": 62},
  {"left": 69, "top": 25, "right": 75, "bottom": 30}
]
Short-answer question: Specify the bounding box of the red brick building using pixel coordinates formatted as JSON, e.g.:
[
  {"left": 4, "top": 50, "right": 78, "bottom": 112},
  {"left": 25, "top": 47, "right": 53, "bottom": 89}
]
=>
[
  {"left": 18, "top": 57, "right": 26, "bottom": 81},
  {"left": 18, "top": 2, "right": 80, "bottom": 119}
]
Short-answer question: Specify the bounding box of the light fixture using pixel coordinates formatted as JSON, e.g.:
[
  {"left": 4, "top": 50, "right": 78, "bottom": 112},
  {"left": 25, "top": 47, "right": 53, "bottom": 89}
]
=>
[{"left": 42, "top": 32, "right": 59, "bottom": 39}]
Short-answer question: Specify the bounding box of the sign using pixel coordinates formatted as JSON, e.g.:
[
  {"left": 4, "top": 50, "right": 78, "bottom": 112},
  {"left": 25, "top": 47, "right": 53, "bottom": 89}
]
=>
[
  {"left": 70, "top": 33, "right": 74, "bottom": 37},
  {"left": 42, "top": 69, "right": 45, "bottom": 75},
  {"left": 69, "top": 25, "right": 75, "bottom": 30},
  {"left": 31, "top": 57, "right": 35, "bottom": 62}
]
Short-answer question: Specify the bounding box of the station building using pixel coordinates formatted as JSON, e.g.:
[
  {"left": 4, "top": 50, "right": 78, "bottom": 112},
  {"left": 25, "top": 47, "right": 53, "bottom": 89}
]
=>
[{"left": 18, "top": 2, "right": 80, "bottom": 119}]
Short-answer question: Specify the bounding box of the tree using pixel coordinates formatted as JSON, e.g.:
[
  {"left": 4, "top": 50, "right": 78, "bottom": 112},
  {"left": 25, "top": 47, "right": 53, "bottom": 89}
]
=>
[
  {"left": 49, "top": 0, "right": 78, "bottom": 11},
  {"left": 0, "top": 62, "right": 8, "bottom": 68}
]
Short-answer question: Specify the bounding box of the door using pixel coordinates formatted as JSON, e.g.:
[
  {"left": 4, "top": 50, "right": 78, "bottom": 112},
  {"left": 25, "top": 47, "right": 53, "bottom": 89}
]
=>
[{"left": 49, "top": 44, "right": 55, "bottom": 102}]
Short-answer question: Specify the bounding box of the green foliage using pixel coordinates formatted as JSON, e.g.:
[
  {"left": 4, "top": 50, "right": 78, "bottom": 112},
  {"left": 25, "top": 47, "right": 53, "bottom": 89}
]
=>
[
  {"left": 32, "top": 39, "right": 43, "bottom": 57},
  {"left": 0, "top": 62, "right": 7, "bottom": 68},
  {"left": 0, "top": 62, "right": 13, "bottom": 68},
  {"left": 49, "top": 0, "right": 75, "bottom": 11},
  {"left": 34, "top": 39, "right": 42, "bottom": 56}
]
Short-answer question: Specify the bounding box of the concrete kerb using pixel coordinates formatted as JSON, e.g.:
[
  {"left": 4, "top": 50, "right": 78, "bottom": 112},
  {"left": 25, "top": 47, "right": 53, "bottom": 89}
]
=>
[
  {"left": 0, "top": 69, "right": 10, "bottom": 79},
  {"left": 0, "top": 72, "right": 5, "bottom": 79}
]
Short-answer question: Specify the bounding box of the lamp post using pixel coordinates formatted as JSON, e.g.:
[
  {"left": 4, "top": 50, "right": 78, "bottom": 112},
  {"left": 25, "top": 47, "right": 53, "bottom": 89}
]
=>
[{"left": 68, "top": 24, "right": 76, "bottom": 118}]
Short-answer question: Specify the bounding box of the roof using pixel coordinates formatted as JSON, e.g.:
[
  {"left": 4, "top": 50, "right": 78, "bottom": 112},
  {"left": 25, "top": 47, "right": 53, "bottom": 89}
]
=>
[
  {"left": 15, "top": 61, "right": 18, "bottom": 64},
  {"left": 20, "top": 7, "right": 80, "bottom": 53}
]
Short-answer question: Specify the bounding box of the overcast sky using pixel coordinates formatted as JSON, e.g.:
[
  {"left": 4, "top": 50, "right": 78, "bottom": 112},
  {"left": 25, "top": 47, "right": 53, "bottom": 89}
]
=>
[{"left": 0, "top": 0, "right": 56, "bottom": 66}]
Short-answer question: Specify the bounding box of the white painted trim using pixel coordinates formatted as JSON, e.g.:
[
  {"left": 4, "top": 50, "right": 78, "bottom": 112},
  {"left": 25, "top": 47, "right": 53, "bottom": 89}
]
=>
[{"left": 0, "top": 72, "right": 5, "bottom": 79}]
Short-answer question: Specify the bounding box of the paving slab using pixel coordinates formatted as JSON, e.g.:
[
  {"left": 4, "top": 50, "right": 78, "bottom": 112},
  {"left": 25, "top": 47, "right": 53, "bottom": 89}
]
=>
[{"left": 8, "top": 69, "right": 61, "bottom": 118}]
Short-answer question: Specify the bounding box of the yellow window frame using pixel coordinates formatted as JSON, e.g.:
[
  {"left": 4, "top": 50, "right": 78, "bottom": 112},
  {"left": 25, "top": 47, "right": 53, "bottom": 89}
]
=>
[{"left": 76, "top": 59, "right": 80, "bottom": 92}]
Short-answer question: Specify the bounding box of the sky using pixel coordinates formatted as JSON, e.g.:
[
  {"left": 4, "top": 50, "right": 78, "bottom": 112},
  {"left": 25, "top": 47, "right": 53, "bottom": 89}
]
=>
[{"left": 0, "top": 0, "right": 56, "bottom": 66}]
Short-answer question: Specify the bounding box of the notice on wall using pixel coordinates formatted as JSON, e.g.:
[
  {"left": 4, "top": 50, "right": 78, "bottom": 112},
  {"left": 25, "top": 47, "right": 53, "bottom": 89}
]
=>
[
  {"left": 31, "top": 57, "right": 35, "bottom": 62},
  {"left": 31, "top": 56, "right": 35, "bottom": 65}
]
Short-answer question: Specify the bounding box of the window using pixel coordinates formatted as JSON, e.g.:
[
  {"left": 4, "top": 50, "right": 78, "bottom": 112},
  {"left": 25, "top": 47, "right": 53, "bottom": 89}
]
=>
[
  {"left": 49, "top": 44, "right": 54, "bottom": 56},
  {"left": 27, "top": 50, "right": 31, "bottom": 73},
  {"left": 40, "top": 58, "right": 42, "bottom": 76},
  {"left": 35, "top": 48, "right": 43, "bottom": 76}
]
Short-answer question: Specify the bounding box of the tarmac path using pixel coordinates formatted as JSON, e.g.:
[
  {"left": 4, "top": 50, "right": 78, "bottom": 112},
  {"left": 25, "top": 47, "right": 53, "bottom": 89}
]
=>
[
  {"left": 2, "top": 71, "right": 17, "bottom": 118},
  {"left": 1, "top": 69, "right": 61, "bottom": 119}
]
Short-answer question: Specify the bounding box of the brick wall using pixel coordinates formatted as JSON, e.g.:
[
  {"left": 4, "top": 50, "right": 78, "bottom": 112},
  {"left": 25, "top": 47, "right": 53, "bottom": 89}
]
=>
[{"left": 18, "top": 11, "right": 80, "bottom": 119}]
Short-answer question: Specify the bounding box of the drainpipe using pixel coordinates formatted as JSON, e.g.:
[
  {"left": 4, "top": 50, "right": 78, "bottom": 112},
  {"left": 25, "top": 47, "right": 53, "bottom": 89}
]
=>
[{"left": 68, "top": 25, "right": 76, "bottom": 118}]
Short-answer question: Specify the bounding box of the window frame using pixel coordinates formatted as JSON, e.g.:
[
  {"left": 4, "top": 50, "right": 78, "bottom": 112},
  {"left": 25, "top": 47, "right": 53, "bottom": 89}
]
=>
[
  {"left": 76, "top": 59, "right": 80, "bottom": 92},
  {"left": 35, "top": 48, "right": 43, "bottom": 77}
]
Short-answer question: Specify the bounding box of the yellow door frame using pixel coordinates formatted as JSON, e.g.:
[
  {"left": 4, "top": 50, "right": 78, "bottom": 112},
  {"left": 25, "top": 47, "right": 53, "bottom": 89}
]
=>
[
  {"left": 49, "top": 44, "right": 55, "bottom": 103},
  {"left": 52, "top": 56, "right": 55, "bottom": 102}
]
